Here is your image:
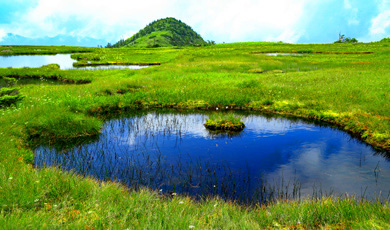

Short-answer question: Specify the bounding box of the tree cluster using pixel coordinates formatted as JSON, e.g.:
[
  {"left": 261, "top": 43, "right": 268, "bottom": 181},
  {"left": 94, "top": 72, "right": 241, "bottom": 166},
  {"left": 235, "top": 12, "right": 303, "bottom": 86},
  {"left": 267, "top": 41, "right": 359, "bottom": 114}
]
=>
[
  {"left": 335, "top": 34, "right": 358, "bottom": 43},
  {"left": 379, "top": 38, "right": 390, "bottom": 42}
]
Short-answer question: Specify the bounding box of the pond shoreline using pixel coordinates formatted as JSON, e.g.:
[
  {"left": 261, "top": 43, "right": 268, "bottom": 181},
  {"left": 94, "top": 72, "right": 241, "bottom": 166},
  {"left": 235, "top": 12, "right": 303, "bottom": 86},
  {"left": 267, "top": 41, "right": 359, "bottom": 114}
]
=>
[
  {"left": 81, "top": 105, "right": 390, "bottom": 154},
  {"left": 33, "top": 109, "right": 389, "bottom": 206},
  {"left": 72, "top": 61, "right": 161, "bottom": 67}
]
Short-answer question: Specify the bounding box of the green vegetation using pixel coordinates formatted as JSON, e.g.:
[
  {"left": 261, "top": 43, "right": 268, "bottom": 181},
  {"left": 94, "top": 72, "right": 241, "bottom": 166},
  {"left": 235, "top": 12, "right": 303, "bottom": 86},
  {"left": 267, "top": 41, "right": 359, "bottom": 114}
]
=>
[
  {"left": 204, "top": 113, "right": 245, "bottom": 131},
  {"left": 1, "top": 42, "right": 390, "bottom": 228},
  {"left": 111, "top": 17, "right": 206, "bottom": 48},
  {"left": 0, "top": 64, "right": 92, "bottom": 84},
  {"left": 380, "top": 38, "right": 390, "bottom": 43},
  {"left": 335, "top": 34, "right": 358, "bottom": 43},
  {"left": 70, "top": 48, "right": 179, "bottom": 66},
  {"left": 0, "top": 77, "right": 25, "bottom": 107}
]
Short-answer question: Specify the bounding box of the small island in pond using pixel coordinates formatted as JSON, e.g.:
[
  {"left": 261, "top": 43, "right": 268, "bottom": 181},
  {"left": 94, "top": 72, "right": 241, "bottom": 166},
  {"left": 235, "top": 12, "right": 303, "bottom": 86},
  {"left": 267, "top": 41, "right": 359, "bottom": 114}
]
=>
[{"left": 204, "top": 113, "right": 245, "bottom": 131}]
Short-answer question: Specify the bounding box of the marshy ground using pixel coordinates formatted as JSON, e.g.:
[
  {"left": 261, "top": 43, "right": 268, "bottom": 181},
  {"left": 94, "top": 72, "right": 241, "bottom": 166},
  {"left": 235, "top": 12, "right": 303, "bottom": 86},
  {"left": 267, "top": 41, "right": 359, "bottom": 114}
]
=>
[{"left": 0, "top": 42, "right": 389, "bottom": 229}]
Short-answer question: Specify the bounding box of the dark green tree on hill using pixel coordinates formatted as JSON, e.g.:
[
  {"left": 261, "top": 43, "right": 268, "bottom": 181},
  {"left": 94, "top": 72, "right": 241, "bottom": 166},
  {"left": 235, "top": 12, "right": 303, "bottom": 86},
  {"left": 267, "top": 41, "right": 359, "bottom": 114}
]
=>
[
  {"left": 379, "top": 37, "right": 390, "bottom": 42},
  {"left": 335, "top": 33, "right": 358, "bottom": 43},
  {"left": 111, "top": 17, "right": 208, "bottom": 48}
]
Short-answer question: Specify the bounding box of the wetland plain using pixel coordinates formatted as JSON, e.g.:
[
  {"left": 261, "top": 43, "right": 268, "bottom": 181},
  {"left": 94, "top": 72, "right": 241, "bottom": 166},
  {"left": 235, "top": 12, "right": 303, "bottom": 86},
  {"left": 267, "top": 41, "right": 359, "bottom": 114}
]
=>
[{"left": 1, "top": 42, "right": 389, "bottom": 228}]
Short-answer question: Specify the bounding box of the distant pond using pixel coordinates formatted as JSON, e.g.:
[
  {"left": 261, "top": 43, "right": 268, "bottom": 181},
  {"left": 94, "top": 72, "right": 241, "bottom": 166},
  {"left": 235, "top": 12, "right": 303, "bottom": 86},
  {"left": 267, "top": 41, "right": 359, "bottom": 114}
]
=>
[
  {"left": 0, "top": 54, "right": 148, "bottom": 70},
  {"left": 34, "top": 111, "right": 390, "bottom": 204}
]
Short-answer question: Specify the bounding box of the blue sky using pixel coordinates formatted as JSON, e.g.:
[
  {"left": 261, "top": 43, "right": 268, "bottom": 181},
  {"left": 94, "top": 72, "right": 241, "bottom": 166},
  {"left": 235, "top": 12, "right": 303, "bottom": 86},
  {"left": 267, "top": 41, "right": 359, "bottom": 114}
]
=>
[{"left": 0, "top": 0, "right": 389, "bottom": 45}]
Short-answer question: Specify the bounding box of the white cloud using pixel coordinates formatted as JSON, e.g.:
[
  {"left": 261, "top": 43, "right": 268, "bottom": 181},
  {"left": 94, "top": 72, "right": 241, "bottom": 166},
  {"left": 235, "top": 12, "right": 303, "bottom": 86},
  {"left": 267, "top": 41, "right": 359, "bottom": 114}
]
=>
[
  {"left": 5, "top": 0, "right": 178, "bottom": 40},
  {"left": 275, "top": 29, "right": 305, "bottom": 43},
  {"left": 343, "top": 0, "right": 360, "bottom": 25},
  {"left": 3, "top": 0, "right": 317, "bottom": 43},
  {"left": 0, "top": 29, "right": 6, "bottom": 42},
  {"left": 369, "top": 10, "right": 390, "bottom": 36},
  {"left": 180, "top": 0, "right": 311, "bottom": 43},
  {"left": 120, "top": 31, "right": 137, "bottom": 40},
  {"left": 379, "top": 0, "right": 390, "bottom": 10},
  {"left": 358, "top": 1, "right": 390, "bottom": 42},
  {"left": 4, "top": 0, "right": 390, "bottom": 44},
  {"left": 344, "top": 0, "right": 352, "bottom": 9}
]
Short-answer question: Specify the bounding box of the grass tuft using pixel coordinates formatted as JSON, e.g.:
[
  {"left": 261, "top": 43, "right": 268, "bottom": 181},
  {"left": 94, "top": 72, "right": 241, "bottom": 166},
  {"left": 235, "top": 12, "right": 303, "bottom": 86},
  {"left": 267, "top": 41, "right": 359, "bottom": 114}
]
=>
[{"left": 204, "top": 113, "right": 245, "bottom": 131}]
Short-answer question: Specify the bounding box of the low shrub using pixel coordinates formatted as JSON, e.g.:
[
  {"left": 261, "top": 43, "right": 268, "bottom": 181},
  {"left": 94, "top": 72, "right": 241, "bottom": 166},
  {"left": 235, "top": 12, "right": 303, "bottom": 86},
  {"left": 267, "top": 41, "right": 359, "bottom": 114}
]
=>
[{"left": 0, "top": 77, "right": 25, "bottom": 107}]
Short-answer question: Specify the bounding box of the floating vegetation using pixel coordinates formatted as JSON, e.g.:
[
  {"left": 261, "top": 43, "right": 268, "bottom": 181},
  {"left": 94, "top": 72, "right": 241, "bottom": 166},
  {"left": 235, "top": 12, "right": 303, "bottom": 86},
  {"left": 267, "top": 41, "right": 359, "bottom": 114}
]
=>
[{"left": 204, "top": 113, "right": 245, "bottom": 131}]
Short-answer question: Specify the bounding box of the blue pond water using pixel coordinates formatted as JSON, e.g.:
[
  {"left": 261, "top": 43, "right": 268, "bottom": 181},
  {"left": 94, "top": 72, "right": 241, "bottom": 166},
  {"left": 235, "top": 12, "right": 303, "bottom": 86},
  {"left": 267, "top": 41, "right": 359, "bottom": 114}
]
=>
[
  {"left": 34, "top": 111, "right": 390, "bottom": 203},
  {"left": 0, "top": 54, "right": 147, "bottom": 70}
]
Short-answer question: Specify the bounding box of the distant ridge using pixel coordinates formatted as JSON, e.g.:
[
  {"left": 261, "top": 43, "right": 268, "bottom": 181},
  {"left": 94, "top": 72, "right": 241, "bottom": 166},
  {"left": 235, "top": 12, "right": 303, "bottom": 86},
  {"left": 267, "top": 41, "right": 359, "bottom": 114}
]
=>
[
  {"left": 111, "top": 17, "right": 206, "bottom": 48},
  {"left": 0, "top": 33, "right": 108, "bottom": 47}
]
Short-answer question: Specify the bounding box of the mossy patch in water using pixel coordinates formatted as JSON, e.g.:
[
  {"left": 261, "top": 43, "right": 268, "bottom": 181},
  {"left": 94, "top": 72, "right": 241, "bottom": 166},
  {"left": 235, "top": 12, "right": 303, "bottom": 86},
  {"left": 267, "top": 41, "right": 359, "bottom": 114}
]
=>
[{"left": 204, "top": 113, "right": 245, "bottom": 131}]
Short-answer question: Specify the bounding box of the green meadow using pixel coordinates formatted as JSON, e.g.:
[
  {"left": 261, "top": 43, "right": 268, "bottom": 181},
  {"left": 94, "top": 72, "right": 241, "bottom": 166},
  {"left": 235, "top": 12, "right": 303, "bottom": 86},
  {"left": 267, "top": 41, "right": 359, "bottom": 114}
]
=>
[{"left": 1, "top": 42, "right": 390, "bottom": 229}]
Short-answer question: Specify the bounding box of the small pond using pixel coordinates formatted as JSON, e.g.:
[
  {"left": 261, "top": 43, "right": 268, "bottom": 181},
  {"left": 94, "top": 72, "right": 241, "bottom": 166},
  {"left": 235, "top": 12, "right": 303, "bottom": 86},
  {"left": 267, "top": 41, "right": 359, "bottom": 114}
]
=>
[
  {"left": 34, "top": 111, "right": 390, "bottom": 204},
  {"left": 0, "top": 54, "right": 148, "bottom": 70},
  {"left": 266, "top": 53, "right": 304, "bottom": 56}
]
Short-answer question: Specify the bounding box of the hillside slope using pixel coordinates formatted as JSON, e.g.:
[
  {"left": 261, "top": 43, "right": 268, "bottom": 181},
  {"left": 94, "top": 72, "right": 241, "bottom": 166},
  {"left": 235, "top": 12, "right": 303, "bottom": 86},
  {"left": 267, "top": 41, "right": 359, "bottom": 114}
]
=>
[{"left": 112, "top": 17, "right": 206, "bottom": 48}]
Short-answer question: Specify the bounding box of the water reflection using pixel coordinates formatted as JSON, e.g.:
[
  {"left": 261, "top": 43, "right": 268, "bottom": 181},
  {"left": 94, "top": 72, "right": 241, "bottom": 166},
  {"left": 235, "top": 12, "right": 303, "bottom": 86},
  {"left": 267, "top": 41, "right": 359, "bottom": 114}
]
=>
[
  {"left": 0, "top": 54, "right": 75, "bottom": 69},
  {"left": 34, "top": 111, "right": 390, "bottom": 203},
  {"left": 266, "top": 53, "right": 304, "bottom": 56},
  {"left": 0, "top": 54, "right": 148, "bottom": 70},
  {"left": 73, "top": 65, "right": 148, "bottom": 70}
]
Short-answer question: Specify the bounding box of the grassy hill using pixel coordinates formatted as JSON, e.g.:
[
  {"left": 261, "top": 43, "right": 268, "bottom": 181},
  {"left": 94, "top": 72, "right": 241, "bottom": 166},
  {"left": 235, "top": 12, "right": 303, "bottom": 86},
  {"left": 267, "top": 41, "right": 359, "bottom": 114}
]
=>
[{"left": 111, "top": 17, "right": 206, "bottom": 48}]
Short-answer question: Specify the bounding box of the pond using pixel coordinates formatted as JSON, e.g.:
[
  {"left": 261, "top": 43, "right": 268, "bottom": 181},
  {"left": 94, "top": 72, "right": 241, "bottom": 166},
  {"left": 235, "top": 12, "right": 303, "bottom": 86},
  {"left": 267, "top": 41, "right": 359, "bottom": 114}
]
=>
[
  {"left": 0, "top": 54, "right": 148, "bottom": 70},
  {"left": 266, "top": 53, "right": 304, "bottom": 56},
  {"left": 34, "top": 111, "right": 390, "bottom": 204}
]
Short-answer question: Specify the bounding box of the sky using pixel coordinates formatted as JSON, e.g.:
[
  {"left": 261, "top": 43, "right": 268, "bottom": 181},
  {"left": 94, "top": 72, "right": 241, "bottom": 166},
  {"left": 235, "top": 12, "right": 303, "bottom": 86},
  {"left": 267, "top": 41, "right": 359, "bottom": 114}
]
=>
[{"left": 0, "top": 0, "right": 389, "bottom": 45}]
